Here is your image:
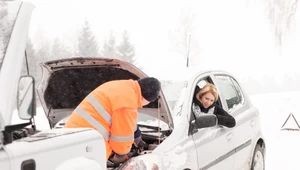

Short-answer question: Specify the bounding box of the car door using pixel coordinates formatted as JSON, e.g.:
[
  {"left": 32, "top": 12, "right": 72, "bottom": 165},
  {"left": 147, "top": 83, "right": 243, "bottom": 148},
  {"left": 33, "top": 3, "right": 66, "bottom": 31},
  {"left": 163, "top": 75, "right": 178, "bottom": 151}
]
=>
[
  {"left": 190, "top": 75, "right": 235, "bottom": 170},
  {"left": 213, "top": 74, "right": 256, "bottom": 170}
]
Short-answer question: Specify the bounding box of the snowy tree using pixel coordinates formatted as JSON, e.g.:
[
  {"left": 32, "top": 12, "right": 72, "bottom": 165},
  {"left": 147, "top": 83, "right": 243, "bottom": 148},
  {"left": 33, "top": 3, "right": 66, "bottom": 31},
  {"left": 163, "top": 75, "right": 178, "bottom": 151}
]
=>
[
  {"left": 265, "top": 0, "right": 298, "bottom": 46},
  {"left": 75, "top": 20, "right": 100, "bottom": 57},
  {"left": 25, "top": 39, "right": 36, "bottom": 75},
  {"left": 117, "top": 30, "right": 136, "bottom": 65},
  {"left": 34, "top": 42, "right": 51, "bottom": 85},
  {"left": 36, "top": 42, "right": 51, "bottom": 62},
  {"left": 168, "top": 10, "right": 200, "bottom": 67},
  {"left": 51, "top": 38, "right": 73, "bottom": 60},
  {"left": 101, "top": 32, "right": 117, "bottom": 58}
]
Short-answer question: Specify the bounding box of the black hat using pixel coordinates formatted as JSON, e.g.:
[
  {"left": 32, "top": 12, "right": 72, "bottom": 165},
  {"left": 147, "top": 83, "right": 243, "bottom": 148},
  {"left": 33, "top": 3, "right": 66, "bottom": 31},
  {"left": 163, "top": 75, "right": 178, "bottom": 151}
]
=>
[{"left": 138, "top": 77, "right": 161, "bottom": 102}]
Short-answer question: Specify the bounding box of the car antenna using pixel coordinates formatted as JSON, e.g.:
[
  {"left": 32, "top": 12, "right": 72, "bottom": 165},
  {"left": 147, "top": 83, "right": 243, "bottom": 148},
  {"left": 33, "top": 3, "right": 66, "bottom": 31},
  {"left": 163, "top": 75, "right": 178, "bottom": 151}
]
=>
[
  {"left": 157, "top": 96, "right": 161, "bottom": 144},
  {"left": 186, "top": 34, "right": 191, "bottom": 68}
]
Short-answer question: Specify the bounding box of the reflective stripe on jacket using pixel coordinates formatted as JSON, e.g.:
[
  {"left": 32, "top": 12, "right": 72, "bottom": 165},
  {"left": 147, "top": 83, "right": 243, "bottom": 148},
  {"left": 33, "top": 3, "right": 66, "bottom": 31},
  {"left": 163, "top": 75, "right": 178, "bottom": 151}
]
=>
[{"left": 64, "top": 79, "right": 142, "bottom": 159}]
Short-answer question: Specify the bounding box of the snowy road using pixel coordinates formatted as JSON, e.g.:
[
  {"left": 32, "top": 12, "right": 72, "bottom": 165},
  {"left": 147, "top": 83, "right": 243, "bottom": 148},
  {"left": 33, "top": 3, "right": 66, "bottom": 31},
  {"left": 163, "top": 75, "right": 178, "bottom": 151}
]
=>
[{"left": 250, "top": 91, "right": 300, "bottom": 170}]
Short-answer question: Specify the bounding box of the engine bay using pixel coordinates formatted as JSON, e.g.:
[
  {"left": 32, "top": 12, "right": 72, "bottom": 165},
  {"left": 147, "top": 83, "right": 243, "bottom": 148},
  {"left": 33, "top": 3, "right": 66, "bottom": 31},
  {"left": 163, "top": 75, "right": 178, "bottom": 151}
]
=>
[
  {"left": 131, "top": 123, "right": 170, "bottom": 153},
  {"left": 107, "top": 123, "right": 171, "bottom": 169}
]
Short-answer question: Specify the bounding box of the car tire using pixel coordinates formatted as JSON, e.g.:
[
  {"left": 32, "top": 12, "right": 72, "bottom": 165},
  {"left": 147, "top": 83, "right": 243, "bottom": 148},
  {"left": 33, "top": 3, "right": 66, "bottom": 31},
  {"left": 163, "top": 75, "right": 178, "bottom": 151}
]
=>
[{"left": 250, "top": 144, "right": 265, "bottom": 170}]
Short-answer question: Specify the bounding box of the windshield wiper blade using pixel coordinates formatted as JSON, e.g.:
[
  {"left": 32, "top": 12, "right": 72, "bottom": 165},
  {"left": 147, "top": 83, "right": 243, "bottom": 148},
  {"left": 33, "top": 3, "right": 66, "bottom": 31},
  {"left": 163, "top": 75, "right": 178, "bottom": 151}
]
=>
[{"left": 138, "top": 124, "right": 161, "bottom": 131}]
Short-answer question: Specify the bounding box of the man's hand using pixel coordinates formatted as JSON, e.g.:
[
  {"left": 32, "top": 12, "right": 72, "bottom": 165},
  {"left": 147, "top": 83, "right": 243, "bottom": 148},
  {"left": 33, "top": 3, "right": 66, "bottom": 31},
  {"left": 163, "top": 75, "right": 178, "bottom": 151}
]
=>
[
  {"left": 110, "top": 154, "right": 128, "bottom": 164},
  {"left": 134, "top": 139, "right": 148, "bottom": 154},
  {"left": 107, "top": 153, "right": 129, "bottom": 168},
  {"left": 137, "top": 139, "right": 148, "bottom": 150}
]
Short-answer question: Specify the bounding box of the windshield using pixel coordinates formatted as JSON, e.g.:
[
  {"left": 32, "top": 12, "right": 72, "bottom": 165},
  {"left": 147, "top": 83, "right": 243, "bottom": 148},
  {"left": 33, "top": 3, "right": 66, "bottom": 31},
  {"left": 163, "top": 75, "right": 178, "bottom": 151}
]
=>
[
  {"left": 160, "top": 80, "right": 188, "bottom": 112},
  {"left": 0, "top": 1, "right": 21, "bottom": 73},
  {"left": 137, "top": 80, "right": 187, "bottom": 130}
]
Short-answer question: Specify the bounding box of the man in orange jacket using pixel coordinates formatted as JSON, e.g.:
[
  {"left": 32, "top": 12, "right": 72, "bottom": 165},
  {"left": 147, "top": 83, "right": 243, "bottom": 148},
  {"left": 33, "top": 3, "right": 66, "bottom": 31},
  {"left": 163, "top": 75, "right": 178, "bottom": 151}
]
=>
[{"left": 64, "top": 77, "right": 161, "bottom": 164}]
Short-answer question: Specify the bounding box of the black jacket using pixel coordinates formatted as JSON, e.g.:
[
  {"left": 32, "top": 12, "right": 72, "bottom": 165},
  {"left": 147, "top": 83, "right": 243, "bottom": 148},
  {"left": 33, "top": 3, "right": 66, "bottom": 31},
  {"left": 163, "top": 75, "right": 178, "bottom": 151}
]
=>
[{"left": 193, "top": 86, "right": 236, "bottom": 128}]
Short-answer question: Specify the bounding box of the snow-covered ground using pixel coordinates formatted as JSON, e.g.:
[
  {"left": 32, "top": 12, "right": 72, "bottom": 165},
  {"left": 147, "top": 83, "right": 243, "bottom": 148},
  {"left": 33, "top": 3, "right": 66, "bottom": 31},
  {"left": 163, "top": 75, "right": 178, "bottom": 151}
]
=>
[{"left": 250, "top": 91, "right": 300, "bottom": 170}]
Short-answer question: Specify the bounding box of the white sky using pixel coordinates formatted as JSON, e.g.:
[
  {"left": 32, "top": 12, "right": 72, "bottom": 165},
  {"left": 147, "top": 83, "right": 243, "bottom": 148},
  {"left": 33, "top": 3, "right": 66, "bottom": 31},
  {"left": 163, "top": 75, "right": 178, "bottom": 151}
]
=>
[{"left": 24, "top": 0, "right": 300, "bottom": 83}]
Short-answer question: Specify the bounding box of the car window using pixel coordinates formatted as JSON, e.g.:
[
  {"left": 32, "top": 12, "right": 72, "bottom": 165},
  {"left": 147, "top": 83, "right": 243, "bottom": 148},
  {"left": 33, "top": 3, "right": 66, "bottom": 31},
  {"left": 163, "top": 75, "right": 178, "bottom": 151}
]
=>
[
  {"left": 0, "top": 1, "right": 21, "bottom": 73},
  {"left": 214, "top": 75, "right": 244, "bottom": 112},
  {"left": 161, "top": 80, "right": 188, "bottom": 112},
  {"left": 230, "top": 76, "right": 245, "bottom": 105}
]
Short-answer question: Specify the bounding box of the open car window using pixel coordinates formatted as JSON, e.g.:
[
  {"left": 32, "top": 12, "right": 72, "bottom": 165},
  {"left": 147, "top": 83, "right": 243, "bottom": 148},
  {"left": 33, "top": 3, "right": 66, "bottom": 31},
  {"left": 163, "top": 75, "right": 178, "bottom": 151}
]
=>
[{"left": 193, "top": 77, "right": 223, "bottom": 108}]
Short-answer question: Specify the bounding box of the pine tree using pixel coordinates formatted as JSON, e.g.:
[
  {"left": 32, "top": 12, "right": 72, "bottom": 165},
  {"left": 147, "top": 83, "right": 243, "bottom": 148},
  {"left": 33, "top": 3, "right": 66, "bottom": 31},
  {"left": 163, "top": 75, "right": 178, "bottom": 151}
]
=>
[
  {"left": 25, "top": 39, "right": 36, "bottom": 75},
  {"left": 51, "top": 38, "right": 73, "bottom": 60},
  {"left": 117, "top": 30, "right": 136, "bottom": 65},
  {"left": 76, "top": 20, "right": 99, "bottom": 57},
  {"left": 101, "top": 32, "right": 117, "bottom": 58},
  {"left": 266, "top": 0, "right": 298, "bottom": 46},
  {"left": 35, "top": 42, "right": 51, "bottom": 85}
]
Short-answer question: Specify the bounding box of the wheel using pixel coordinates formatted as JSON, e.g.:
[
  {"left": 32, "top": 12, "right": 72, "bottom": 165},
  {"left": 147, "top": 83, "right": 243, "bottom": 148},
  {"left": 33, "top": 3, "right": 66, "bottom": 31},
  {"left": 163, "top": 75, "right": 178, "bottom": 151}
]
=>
[{"left": 251, "top": 144, "right": 265, "bottom": 170}]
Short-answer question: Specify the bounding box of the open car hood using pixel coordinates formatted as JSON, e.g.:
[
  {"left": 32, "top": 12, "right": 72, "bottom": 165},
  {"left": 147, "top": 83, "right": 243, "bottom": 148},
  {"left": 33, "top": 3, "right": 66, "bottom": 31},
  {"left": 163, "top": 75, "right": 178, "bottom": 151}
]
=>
[{"left": 37, "top": 57, "right": 173, "bottom": 130}]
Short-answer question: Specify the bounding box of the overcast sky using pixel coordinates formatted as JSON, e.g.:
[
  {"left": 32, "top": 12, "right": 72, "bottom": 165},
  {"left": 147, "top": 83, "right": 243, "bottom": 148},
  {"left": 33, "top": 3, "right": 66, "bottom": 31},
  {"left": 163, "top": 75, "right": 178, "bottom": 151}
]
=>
[{"left": 24, "top": 0, "right": 300, "bottom": 83}]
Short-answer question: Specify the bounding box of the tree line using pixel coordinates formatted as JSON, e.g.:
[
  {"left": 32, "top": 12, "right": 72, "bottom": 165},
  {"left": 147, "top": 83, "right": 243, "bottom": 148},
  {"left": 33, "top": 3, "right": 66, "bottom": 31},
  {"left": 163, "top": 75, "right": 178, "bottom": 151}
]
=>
[{"left": 26, "top": 20, "right": 137, "bottom": 86}]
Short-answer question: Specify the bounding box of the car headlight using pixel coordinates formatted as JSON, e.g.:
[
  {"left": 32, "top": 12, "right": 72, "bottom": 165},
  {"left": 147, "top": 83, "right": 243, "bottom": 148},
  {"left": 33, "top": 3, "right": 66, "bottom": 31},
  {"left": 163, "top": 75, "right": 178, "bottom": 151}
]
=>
[{"left": 118, "top": 154, "right": 161, "bottom": 170}]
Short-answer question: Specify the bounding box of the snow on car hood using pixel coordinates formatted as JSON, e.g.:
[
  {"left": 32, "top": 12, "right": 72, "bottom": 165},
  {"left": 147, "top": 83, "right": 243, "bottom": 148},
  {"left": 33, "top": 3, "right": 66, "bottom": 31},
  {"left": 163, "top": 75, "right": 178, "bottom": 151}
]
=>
[{"left": 36, "top": 57, "right": 173, "bottom": 129}]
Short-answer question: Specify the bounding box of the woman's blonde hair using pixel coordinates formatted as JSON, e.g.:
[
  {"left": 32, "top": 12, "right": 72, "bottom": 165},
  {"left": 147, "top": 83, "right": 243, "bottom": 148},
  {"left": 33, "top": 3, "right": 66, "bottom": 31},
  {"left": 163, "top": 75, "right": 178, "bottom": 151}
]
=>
[{"left": 196, "top": 82, "right": 219, "bottom": 102}]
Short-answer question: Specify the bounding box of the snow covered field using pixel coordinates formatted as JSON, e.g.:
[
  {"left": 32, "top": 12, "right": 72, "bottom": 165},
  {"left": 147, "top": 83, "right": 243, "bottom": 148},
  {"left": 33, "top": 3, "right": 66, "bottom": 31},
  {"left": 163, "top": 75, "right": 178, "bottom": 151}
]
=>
[{"left": 250, "top": 91, "right": 300, "bottom": 170}]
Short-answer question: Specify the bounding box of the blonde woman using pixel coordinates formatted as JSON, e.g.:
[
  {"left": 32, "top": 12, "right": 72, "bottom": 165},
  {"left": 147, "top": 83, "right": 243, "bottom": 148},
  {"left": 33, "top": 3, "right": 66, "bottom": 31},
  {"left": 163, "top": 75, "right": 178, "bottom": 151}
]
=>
[{"left": 193, "top": 83, "right": 236, "bottom": 128}]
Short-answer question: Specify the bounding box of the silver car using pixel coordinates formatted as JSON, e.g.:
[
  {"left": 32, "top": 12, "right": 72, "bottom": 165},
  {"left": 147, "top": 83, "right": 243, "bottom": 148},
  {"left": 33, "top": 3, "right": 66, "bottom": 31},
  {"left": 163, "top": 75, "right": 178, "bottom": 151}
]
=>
[{"left": 39, "top": 58, "right": 266, "bottom": 170}]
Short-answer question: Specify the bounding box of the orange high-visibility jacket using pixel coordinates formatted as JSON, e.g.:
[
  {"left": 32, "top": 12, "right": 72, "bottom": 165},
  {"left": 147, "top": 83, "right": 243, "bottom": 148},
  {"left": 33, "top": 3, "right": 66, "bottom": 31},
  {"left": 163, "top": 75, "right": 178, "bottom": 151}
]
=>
[{"left": 64, "top": 79, "right": 142, "bottom": 160}]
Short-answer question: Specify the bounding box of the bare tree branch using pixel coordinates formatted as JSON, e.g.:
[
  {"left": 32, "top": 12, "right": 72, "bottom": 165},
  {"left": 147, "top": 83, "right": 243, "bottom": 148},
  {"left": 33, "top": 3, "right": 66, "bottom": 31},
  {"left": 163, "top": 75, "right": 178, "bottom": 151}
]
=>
[{"left": 265, "top": 0, "right": 299, "bottom": 46}]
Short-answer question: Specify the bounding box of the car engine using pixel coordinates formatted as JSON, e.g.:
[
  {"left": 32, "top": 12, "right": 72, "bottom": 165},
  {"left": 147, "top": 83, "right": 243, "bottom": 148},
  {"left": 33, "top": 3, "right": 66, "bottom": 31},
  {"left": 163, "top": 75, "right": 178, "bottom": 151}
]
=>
[{"left": 107, "top": 123, "right": 171, "bottom": 169}]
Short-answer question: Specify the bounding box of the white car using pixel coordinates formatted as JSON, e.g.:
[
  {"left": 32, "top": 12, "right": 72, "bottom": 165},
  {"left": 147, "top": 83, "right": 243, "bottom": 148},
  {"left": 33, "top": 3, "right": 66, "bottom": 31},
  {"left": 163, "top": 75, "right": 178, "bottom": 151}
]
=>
[
  {"left": 38, "top": 57, "right": 266, "bottom": 170},
  {"left": 0, "top": 1, "right": 106, "bottom": 170}
]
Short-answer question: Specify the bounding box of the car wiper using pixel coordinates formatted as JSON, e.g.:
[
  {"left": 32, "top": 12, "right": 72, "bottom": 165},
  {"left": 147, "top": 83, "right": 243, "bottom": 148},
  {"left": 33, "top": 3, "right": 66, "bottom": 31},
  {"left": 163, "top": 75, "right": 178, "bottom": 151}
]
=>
[{"left": 138, "top": 124, "right": 161, "bottom": 131}]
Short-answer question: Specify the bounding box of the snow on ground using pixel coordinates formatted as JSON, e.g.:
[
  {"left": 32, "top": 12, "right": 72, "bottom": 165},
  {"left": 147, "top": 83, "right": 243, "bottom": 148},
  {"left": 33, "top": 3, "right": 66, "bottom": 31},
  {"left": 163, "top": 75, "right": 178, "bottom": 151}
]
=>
[{"left": 250, "top": 91, "right": 300, "bottom": 170}]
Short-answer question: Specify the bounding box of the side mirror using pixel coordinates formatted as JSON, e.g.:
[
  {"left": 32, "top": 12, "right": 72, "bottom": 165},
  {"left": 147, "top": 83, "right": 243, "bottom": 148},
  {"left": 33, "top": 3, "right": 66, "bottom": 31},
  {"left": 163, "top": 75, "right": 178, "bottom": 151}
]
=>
[
  {"left": 17, "top": 75, "right": 36, "bottom": 120},
  {"left": 192, "top": 114, "right": 218, "bottom": 129}
]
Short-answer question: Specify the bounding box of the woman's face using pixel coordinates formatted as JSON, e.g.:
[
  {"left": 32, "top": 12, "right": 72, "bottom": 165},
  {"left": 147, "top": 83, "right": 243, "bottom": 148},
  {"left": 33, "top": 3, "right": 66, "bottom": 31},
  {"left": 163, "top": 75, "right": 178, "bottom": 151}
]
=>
[{"left": 200, "top": 92, "right": 215, "bottom": 108}]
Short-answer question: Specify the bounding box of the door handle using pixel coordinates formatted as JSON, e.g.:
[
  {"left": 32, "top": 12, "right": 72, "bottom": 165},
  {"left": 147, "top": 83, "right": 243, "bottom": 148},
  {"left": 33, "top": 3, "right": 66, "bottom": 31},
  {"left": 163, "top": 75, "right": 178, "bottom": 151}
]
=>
[{"left": 226, "top": 132, "right": 233, "bottom": 141}]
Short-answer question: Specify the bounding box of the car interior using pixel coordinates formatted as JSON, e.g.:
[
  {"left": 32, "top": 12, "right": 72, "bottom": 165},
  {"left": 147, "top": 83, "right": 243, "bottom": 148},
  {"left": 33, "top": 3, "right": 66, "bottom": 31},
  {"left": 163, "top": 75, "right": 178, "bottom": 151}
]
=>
[
  {"left": 191, "top": 77, "right": 223, "bottom": 115},
  {"left": 188, "top": 77, "right": 223, "bottom": 135}
]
